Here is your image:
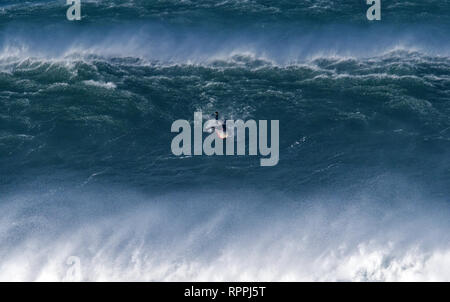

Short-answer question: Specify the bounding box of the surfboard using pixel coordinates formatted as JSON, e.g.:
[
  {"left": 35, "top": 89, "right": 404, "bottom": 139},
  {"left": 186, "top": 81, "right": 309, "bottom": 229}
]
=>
[{"left": 215, "top": 129, "right": 229, "bottom": 139}]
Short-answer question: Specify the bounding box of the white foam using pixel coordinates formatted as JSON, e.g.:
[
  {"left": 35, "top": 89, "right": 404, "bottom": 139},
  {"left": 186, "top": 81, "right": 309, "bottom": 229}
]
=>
[
  {"left": 83, "top": 80, "right": 117, "bottom": 89},
  {"left": 1, "top": 186, "right": 449, "bottom": 282}
]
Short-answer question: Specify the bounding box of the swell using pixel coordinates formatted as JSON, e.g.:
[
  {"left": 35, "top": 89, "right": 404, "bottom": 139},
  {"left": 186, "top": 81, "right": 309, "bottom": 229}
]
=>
[
  {"left": 2, "top": 0, "right": 450, "bottom": 63},
  {"left": 2, "top": 0, "right": 450, "bottom": 26}
]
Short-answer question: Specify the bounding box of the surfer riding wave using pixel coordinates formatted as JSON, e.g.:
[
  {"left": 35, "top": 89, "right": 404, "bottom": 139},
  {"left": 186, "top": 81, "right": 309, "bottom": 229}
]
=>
[{"left": 205, "top": 112, "right": 229, "bottom": 139}]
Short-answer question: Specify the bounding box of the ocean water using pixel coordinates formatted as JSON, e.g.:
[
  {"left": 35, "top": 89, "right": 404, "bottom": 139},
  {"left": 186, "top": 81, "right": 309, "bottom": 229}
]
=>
[{"left": 1, "top": 0, "right": 450, "bottom": 281}]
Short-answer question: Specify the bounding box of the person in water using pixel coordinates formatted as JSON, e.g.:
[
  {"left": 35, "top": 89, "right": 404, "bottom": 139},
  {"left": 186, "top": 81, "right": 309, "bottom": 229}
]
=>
[{"left": 215, "top": 112, "right": 226, "bottom": 133}]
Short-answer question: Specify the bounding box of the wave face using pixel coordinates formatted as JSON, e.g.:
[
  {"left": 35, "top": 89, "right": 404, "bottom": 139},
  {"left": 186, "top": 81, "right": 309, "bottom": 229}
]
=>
[{"left": 1, "top": 1, "right": 450, "bottom": 281}]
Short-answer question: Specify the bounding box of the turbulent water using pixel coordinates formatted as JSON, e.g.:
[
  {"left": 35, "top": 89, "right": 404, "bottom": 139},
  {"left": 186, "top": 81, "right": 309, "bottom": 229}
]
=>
[{"left": 1, "top": 0, "right": 450, "bottom": 281}]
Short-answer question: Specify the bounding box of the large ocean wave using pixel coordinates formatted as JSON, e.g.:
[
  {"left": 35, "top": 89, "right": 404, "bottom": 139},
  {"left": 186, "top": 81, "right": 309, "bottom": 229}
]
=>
[{"left": 1, "top": 1, "right": 450, "bottom": 281}]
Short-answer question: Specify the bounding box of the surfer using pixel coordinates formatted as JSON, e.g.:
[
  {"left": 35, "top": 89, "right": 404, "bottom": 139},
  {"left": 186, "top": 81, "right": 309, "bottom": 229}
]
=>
[
  {"left": 213, "top": 112, "right": 227, "bottom": 139},
  {"left": 215, "top": 112, "right": 226, "bottom": 134},
  {"left": 222, "top": 119, "right": 227, "bottom": 134}
]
